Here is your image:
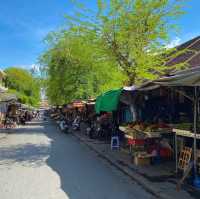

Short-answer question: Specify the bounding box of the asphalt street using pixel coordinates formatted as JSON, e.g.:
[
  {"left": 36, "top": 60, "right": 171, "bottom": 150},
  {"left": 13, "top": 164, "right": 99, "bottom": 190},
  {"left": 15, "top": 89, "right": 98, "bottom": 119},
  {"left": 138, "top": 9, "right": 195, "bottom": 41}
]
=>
[{"left": 0, "top": 120, "right": 156, "bottom": 199}]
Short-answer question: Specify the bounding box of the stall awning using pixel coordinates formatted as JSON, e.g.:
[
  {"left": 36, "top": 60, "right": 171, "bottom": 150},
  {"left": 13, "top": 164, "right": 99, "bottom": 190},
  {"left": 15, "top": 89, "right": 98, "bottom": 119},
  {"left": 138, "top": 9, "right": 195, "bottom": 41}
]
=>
[
  {"left": 95, "top": 89, "right": 123, "bottom": 113},
  {"left": 0, "top": 92, "right": 17, "bottom": 102},
  {"left": 155, "top": 66, "right": 200, "bottom": 86},
  {"left": 72, "top": 100, "right": 86, "bottom": 108},
  {"left": 0, "top": 85, "right": 8, "bottom": 92}
]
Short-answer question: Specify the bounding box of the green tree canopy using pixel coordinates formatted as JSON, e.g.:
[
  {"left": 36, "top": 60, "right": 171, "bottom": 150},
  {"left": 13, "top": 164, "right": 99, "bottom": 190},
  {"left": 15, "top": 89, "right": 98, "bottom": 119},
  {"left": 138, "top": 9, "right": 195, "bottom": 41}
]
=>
[
  {"left": 65, "top": 0, "right": 185, "bottom": 84},
  {"left": 40, "top": 29, "right": 126, "bottom": 105},
  {"left": 41, "top": 0, "right": 185, "bottom": 104},
  {"left": 4, "top": 67, "right": 40, "bottom": 107}
]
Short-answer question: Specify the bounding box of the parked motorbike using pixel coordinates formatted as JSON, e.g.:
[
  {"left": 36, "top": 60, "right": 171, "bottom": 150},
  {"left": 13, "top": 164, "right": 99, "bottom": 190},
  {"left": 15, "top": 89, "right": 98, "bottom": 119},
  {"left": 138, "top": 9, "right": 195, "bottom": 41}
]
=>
[
  {"left": 58, "top": 115, "right": 69, "bottom": 133},
  {"left": 87, "top": 120, "right": 101, "bottom": 139},
  {"left": 84, "top": 119, "right": 92, "bottom": 136},
  {"left": 4, "top": 117, "right": 17, "bottom": 128},
  {"left": 59, "top": 119, "right": 69, "bottom": 133},
  {"left": 19, "top": 115, "right": 26, "bottom": 125},
  {"left": 72, "top": 116, "right": 81, "bottom": 131}
]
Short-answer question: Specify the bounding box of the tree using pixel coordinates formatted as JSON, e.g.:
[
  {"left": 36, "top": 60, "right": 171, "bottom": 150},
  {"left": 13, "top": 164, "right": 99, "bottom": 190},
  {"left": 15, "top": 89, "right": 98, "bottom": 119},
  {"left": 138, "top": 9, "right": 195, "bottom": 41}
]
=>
[
  {"left": 65, "top": 0, "right": 185, "bottom": 85},
  {"left": 41, "top": 0, "right": 185, "bottom": 104},
  {"left": 4, "top": 67, "right": 40, "bottom": 107},
  {"left": 40, "top": 29, "right": 126, "bottom": 105}
]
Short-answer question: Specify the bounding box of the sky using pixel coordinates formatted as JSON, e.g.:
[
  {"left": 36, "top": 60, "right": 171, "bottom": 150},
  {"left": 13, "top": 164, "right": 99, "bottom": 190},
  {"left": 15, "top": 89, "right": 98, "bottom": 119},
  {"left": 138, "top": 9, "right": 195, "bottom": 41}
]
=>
[{"left": 0, "top": 0, "right": 200, "bottom": 70}]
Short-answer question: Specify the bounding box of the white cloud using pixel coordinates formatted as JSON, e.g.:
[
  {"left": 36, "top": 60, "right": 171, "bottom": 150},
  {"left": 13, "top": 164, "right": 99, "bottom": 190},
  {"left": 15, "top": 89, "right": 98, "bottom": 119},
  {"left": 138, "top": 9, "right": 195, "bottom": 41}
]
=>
[
  {"left": 166, "top": 37, "right": 181, "bottom": 49},
  {"left": 30, "top": 64, "right": 40, "bottom": 73},
  {"left": 18, "top": 64, "right": 41, "bottom": 77},
  {"left": 16, "top": 64, "right": 40, "bottom": 73}
]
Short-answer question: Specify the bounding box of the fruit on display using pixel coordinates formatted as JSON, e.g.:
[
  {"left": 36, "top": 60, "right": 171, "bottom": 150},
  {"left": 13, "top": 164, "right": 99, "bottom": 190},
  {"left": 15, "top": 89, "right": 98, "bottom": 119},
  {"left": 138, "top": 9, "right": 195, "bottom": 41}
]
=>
[
  {"left": 126, "top": 121, "right": 171, "bottom": 132},
  {"left": 145, "top": 125, "right": 157, "bottom": 132},
  {"left": 127, "top": 122, "right": 146, "bottom": 131},
  {"left": 173, "top": 123, "right": 192, "bottom": 131}
]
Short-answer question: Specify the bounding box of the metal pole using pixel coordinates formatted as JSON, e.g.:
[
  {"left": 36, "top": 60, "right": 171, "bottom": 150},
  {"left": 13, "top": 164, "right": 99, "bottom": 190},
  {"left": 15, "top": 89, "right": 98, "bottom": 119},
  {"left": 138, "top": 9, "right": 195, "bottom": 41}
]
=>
[
  {"left": 175, "top": 133, "right": 178, "bottom": 174},
  {"left": 194, "top": 87, "right": 198, "bottom": 176}
]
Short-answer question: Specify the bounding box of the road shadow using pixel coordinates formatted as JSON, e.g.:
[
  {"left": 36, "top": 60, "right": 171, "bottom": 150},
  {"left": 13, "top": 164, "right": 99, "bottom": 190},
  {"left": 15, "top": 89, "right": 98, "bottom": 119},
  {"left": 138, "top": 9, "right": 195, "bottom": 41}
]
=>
[
  {"left": 26, "top": 121, "right": 46, "bottom": 126},
  {"left": 8, "top": 122, "right": 48, "bottom": 135},
  {"left": 0, "top": 143, "right": 50, "bottom": 167},
  {"left": 44, "top": 121, "right": 108, "bottom": 199},
  {"left": 44, "top": 120, "right": 146, "bottom": 199},
  {"left": 44, "top": 123, "right": 81, "bottom": 199},
  {"left": 0, "top": 120, "right": 51, "bottom": 168}
]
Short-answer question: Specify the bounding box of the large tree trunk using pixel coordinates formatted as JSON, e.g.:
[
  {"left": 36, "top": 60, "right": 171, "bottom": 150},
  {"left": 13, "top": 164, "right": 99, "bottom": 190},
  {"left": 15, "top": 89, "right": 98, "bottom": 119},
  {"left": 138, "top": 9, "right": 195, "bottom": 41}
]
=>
[{"left": 124, "top": 70, "right": 136, "bottom": 86}]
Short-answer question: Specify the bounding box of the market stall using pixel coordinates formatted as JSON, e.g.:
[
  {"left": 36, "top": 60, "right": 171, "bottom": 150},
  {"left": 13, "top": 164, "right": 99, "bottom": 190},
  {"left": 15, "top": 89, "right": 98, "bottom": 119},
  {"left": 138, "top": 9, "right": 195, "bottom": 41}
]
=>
[
  {"left": 119, "top": 122, "right": 173, "bottom": 165},
  {"left": 50, "top": 106, "right": 63, "bottom": 120},
  {"left": 84, "top": 100, "right": 96, "bottom": 123},
  {"left": 0, "top": 92, "right": 17, "bottom": 128},
  {"left": 0, "top": 102, "right": 8, "bottom": 127},
  {"left": 118, "top": 84, "right": 178, "bottom": 166},
  {"left": 94, "top": 89, "right": 123, "bottom": 140},
  {"left": 153, "top": 66, "right": 200, "bottom": 182},
  {"left": 118, "top": 86, "right": 137, "bottom": 124}
]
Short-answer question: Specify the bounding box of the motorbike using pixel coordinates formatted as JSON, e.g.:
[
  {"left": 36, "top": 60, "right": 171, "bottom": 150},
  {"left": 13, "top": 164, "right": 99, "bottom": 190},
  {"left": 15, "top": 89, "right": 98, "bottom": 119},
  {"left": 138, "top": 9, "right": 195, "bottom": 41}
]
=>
[
  {"left": 4, "top": 117, "right": 17, "bottom": 129},
  {"left": 86, "top": 120, "right": 101, "bottom": 139},
  {"left": 59, "top": 115, "right": 69, "bottom": 133},
  {"left": 72, "top": 116, "right": 81, "bottom": 131},
  {"left": 59, "top": 120, "right": 69, "bottom": 133},
  {"left": 85, "top": 118, "right": 92, "bottom": 136},
  {"left": 19, "top": 116, "right": 26, "bottom": 125}
]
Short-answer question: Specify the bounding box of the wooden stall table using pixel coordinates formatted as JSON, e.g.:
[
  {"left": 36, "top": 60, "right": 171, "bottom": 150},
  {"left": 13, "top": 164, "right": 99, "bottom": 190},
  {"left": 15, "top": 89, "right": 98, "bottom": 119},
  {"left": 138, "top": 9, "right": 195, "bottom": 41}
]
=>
[{"left": 120, "top": 126, "right": 172, "bottom": 154}]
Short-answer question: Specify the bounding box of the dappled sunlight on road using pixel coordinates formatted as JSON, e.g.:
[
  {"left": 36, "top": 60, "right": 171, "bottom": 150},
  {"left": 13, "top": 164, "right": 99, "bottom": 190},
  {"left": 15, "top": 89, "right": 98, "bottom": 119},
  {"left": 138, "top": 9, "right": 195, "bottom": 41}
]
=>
[
  {"left": 0, "top": 143, "right": 50, "bottom": 167},
  {"left": 0, "top": 119, "right": 155, "bottom": 199},
  {"left": 0, "top": 120, "right": 70, "bottom": 199}
]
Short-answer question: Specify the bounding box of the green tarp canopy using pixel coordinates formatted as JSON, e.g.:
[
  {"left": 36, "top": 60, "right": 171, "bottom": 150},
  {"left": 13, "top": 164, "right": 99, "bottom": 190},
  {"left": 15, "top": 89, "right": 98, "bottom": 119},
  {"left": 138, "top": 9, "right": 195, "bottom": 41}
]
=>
[{"left": 95, "top": 88, "right": 123, "bottom": 114}]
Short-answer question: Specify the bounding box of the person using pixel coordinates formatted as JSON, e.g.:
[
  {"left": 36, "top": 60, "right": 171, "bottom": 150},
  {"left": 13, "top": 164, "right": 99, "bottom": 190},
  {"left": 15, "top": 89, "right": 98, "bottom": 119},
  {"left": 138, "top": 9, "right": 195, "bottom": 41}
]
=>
[
  {"left": 19, "top": 113, "right": 26, "bottom": 125},
  {"left": 36, "top": 110, "right": 40, "bottom": 119},
  {"left": 98, "top": 112, "right": 112, "bottom": 139},
  {"left": 25, "top": 111, "right": 29, "bottom": 121}
]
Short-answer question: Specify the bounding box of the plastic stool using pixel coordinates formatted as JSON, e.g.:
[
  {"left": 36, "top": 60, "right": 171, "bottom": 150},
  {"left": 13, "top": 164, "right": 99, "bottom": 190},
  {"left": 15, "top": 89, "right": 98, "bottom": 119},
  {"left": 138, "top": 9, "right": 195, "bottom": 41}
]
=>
[{"left": 111, "top": 136, "right": 120, "bottom": 150}]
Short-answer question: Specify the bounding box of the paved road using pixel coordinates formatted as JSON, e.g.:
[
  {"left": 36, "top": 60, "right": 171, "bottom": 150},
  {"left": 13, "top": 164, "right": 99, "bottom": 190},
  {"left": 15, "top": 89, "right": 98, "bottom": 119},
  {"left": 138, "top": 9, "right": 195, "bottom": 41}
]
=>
[{"left": 0, "top": 120, "right": 155, "bottom": 199}]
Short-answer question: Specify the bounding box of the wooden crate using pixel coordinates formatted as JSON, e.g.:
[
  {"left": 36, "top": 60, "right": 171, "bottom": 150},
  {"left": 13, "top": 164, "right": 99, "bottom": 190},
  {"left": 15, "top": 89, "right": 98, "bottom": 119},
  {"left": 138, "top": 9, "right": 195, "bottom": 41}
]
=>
[{"left": 178, "top": 147, "right": 192, "bottom": 171}]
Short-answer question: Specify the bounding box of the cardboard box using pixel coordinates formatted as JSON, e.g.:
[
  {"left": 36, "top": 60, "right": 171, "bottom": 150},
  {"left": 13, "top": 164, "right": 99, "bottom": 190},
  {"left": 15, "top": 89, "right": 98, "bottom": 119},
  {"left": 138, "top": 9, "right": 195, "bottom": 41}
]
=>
[{"left": 134, "top": 155, "right": 151, "bottom": 166}]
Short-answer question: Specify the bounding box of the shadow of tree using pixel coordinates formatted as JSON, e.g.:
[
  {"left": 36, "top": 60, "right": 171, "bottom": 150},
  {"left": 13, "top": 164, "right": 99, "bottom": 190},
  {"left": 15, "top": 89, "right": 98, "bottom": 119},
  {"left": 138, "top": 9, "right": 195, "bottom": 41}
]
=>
[
  {"left": 8, "top": 126, "right": 45, "bottom": 135},
  {"left": 44, "top": 121, "right": 143, "bottom": 199},
  {"left": 0, "top": 119, "right": 153, "bottom": 199},
  {"left": 0, "top": 143, "right": 50, "bottom": 168}
]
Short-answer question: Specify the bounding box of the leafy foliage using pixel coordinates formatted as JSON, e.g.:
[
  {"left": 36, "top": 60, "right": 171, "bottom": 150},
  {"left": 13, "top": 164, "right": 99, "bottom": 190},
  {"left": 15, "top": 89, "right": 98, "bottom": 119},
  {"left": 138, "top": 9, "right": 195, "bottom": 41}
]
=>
[
  {"left": 41, "top": 0, "right": 185, "bottom": 104},
  {"left": 65, "top": 0, "right": 186, "bottom": 84},
  {"left": 4, "top": 67, "right": 40, "bottom": 107},
  {"left": 40, "top": 29, "right": 126, "bottom": 105}
]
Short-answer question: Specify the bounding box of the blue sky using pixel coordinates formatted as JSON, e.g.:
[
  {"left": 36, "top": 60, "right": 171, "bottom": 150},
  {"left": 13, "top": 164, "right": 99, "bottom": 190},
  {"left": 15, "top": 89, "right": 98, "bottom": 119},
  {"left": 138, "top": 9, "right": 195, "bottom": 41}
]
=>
[{"left": 0, "top": 0, "right": 200, "bottom": 70}]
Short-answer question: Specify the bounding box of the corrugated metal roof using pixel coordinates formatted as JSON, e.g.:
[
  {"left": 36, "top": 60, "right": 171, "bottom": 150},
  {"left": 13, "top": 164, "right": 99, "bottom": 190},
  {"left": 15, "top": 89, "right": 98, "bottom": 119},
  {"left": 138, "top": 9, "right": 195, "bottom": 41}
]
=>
[
  {"left": 167, "top": 36, "right": 200, "bottom": 68},
  {"left": 0, "top": 92, "right": 17, "bottom": 102}
]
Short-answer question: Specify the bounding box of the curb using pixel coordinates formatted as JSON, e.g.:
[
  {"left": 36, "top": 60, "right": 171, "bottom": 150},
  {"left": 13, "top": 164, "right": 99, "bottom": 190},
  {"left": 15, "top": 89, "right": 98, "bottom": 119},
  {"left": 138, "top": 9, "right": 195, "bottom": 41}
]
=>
[
  {"left": 73, "top": 133, "right": 169, "bottom": 199},
  {"left": 0, "top": 134, "right": 6, "bottom": 140},
  {"left": 0, "top": 131, "right": 7, "bottom": 140}
]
